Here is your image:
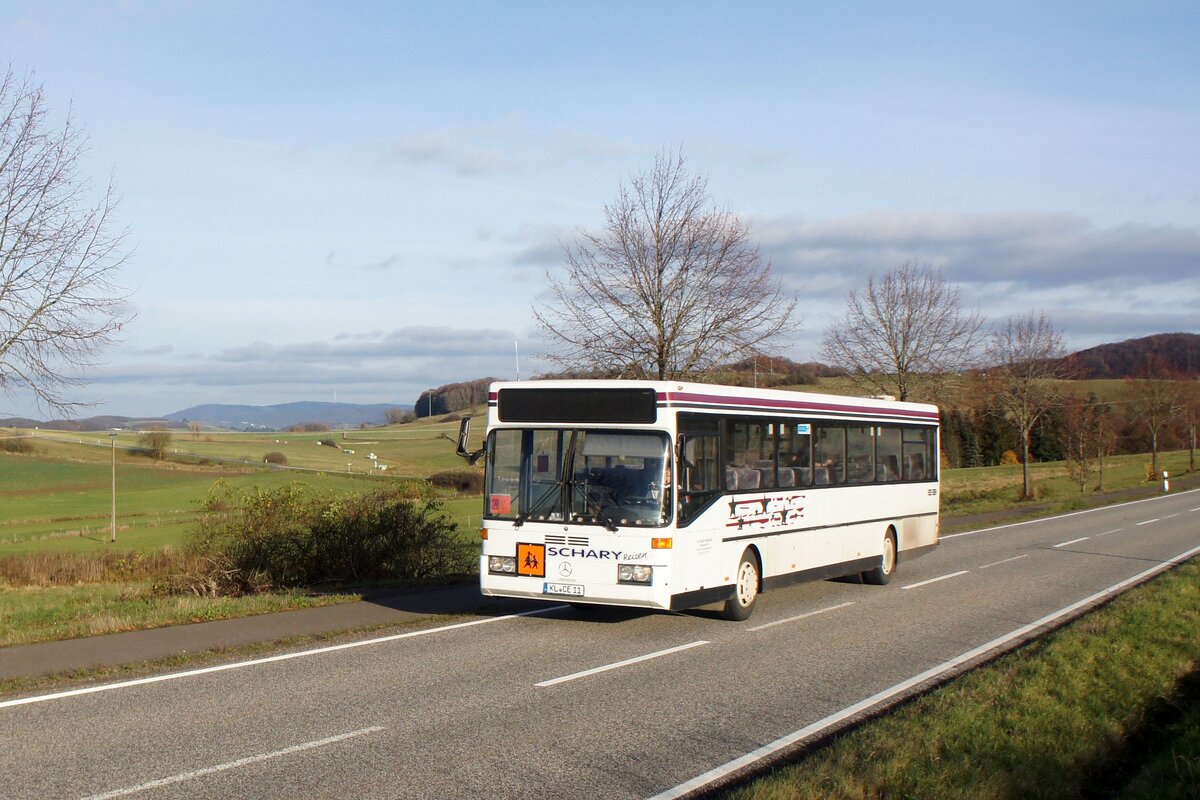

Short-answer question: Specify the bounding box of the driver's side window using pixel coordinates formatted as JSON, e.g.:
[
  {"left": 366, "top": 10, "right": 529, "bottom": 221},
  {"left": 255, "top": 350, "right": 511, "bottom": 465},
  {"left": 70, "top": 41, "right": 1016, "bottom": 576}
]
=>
[{"left": 678, "top": 415, "right": 721, "bottom": 524}]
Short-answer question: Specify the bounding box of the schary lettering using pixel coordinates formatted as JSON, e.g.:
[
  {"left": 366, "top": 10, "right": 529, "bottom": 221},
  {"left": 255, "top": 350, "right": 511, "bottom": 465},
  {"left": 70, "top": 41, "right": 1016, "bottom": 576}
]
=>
[{"left": 547, "top": 546, "right": 623, "bottom": 560}]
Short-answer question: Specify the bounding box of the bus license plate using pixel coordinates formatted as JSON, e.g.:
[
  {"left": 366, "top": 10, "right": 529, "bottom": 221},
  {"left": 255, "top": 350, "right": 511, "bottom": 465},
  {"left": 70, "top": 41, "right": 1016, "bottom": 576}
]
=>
[{"left": 544, "top": 582, "right": 584, "bottom": 597}]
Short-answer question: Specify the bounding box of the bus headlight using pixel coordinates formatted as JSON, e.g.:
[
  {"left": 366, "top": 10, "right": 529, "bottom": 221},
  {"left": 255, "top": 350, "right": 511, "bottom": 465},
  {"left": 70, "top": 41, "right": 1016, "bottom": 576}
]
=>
[
  {"left": 618, "top": 564, "right": 653, "bottom": 584},
  {"left": 489, "top": 556, "right": 517, "bottom": 574}
]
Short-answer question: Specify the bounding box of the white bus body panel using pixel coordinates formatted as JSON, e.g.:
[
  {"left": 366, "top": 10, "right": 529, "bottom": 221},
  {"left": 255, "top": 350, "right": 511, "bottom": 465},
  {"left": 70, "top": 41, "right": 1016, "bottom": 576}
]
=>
[{"left": 478, "top": 379, "right": 940, "bottom": 612}]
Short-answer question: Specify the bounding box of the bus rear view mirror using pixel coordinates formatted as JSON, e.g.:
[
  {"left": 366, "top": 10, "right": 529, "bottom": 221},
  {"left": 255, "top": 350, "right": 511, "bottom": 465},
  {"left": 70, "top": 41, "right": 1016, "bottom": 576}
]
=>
[{"left": 456, "top": 417, "right": 484, "bottom": 465}]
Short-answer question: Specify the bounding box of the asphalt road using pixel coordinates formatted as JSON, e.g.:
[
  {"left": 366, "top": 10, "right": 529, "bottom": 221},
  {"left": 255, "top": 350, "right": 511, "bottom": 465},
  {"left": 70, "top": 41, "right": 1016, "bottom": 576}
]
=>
[{"left": 3, "top": 489, "right": 1198, "bottom": 800}]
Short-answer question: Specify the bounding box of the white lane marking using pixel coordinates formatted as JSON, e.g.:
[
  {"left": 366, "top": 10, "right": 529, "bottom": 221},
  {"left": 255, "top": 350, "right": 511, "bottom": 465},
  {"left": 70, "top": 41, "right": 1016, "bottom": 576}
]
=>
[
  {"left": 81, "top": 726, "right": 384, "bottom": 800},
  {"left": 647, "top": 541, "right": 1200, "bottom": 800},
  {"left": 1162, "top": 513, "right": 1179, "bottom": 520},
  {"left": 1, "top": 606, "right": 567, "bottom": 711},
  {"left": 979, "top": 554, "right": 1028, "bottom": 570},
  {"left": 902, "top": 570, "right": 969, "bottom": 590},
  {"left": 536, "top": 641, "right": 709, "bottom": 688},
  {"left": 748, "top": 602, "right": 855, "bottom": 632},
  {"left": 1095, "top": 529, "right": 1122, "bottom": 537},
  {"left": 1137, "top": 518, "right": 1160, "bottom": 526},
  {"left": 941, "top": 487, "right": 1200, "bottom": 540},
  {"left": 1054, "top": 537, "right": 1090, "bottom": 549}
]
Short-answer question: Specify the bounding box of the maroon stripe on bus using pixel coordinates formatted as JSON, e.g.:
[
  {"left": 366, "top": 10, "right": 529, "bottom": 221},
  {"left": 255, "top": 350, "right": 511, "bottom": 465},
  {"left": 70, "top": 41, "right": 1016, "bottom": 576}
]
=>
[{"left": 659, "top": 391, "right": 939, "bottom": 420}]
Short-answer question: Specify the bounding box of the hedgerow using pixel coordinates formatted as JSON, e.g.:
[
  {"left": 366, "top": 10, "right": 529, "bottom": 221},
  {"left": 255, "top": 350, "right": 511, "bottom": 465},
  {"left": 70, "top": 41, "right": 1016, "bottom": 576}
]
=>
[{"left": 183, "top": 480, "right": 474, "bottom": 594}]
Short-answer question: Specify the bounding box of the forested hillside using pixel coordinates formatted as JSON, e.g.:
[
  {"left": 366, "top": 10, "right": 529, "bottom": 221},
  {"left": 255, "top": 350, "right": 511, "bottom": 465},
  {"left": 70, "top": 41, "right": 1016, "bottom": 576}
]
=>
[{"left": 1062, "top": 333, "right": 1200, "bottom": 379}]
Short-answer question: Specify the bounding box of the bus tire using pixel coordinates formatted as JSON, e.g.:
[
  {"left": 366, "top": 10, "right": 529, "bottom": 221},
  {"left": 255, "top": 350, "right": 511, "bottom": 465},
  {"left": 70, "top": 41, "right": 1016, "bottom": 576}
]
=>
[
  {"left": 862, "top": 528, "right": 897, "bottom": 586},
  {"left": 721, "top": 550, "right": 760, "bottom": 621}
]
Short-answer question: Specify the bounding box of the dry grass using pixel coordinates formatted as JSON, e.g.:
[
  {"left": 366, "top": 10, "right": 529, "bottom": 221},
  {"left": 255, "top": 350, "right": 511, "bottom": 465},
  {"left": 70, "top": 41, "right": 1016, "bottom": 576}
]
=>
[{"left": 0, "top": 548, "right": 195, "bottom": 587}]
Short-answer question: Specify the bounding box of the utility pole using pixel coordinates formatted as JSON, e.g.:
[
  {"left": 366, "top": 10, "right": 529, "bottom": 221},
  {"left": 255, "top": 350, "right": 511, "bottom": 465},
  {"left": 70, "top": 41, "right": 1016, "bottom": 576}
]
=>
[{"left": 109, "top": 430, "right": 119, "bottom": 543}]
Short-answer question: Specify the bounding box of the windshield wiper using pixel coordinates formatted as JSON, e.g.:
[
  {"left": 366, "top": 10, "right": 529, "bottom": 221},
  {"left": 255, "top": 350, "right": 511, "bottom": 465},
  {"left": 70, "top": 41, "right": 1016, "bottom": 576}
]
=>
[{"left": 594, "top": 510, "right": 619, "bottom": 532}]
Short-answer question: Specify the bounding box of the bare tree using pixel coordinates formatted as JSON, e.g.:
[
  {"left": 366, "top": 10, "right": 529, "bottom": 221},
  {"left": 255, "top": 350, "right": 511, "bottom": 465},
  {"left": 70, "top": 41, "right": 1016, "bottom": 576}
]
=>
[
  {"left": 138, "top": 426, "right": 172, "bottom": 460},
  {"left": 534, "top": 150, "right": 797, "bottom": 380},
  {"left": 983, "top": 313, "right": 1067, "bottom": 500},
  {"left": 1060, "top": 393, "right": 1107, "bottom": 493},
  {"left": 0, "top": 68, "right": 131, "bottom": 414},
  {"left": 819, "top": 262, "right": 983, "bottom": 401},
  {"left": 1127, "top": 377, "right": 1184, "bottom": 478},
  {"left": 1180, "top": 380, "right": 1199, "bottom": 474}
]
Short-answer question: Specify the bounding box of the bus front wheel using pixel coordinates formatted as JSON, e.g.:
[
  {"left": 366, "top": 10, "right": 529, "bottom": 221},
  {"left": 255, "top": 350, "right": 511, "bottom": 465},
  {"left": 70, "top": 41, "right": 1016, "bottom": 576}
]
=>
[
  {"left": 862, "top": 529, "right": 897, "bottom": 585},
  {"left": 722, "top": 550, "right": 760, "bottom": 621}
]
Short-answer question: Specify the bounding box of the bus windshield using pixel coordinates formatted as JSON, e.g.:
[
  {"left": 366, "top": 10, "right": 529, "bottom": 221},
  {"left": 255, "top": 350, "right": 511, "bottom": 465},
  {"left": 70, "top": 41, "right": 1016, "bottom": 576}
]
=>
[{"left": 485, "top": 429, "right": 671, "bottom": 527}]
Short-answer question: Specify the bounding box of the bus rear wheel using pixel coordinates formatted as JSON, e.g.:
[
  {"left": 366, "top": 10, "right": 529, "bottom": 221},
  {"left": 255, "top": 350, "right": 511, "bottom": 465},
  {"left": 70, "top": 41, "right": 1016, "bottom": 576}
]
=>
[
  {"left": 862, "top": 529, "right": 897, "bottom": 585},
  {"left": 722, "top": 550, "right": 760, "bottom": 621}
]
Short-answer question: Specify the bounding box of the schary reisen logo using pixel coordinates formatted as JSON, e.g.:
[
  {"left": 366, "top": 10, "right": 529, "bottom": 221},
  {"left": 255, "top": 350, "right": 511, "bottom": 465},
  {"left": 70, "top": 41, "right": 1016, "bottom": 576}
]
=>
[{"left": 727, "top": 493, "right": 806, "bottom": 529}]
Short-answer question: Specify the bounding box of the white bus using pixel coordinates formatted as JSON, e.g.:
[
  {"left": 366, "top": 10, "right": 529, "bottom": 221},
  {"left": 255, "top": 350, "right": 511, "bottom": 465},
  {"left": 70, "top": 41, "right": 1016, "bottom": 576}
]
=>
[{"left": 460, "top": 380, "right": 940, "bottom": 620}]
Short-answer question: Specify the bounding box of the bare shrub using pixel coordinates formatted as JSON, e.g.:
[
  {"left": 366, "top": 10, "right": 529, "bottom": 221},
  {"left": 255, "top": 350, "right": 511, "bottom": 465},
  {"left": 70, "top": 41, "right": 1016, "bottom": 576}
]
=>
[
  {"left": 429, "top": 469, "right": 484, "bottom": 493},
  {"left": 1, "top": 436, "right": 35, "bottom": 454}
]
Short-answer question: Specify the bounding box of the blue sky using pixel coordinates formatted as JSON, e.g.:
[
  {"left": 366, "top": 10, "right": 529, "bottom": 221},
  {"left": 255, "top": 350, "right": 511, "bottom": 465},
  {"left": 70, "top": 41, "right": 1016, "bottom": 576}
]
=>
[{"left": 2, "top": 1, "right": 1198, "bottom": 418}]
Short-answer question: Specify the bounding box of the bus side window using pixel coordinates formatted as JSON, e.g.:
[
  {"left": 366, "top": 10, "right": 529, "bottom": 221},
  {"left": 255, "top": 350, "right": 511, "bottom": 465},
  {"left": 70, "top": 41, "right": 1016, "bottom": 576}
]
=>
[{"left": 677, "top": 415, "right": 722, "bottom": 524}]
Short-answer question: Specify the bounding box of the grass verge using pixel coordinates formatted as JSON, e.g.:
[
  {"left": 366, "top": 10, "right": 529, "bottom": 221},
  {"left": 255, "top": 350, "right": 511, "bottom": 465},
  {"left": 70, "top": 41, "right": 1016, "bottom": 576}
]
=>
[
  {"left": 0, "top": 583, "right": 359, "bottom": 647},
  {"left": 716, "top": 559, "right": 1200, "bottom": 800}
]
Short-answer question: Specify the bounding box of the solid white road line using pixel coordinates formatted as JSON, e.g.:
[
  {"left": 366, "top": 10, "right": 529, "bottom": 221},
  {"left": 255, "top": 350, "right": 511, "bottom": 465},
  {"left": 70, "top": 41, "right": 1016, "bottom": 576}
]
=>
[
  {"left": 978, "top": 554, "right": 1028, "bottom": 569},
  {"left": 1053, "top": 537, "right": 1090, "bottom": 548},
  {"left": 535, "top": 641, "right": 709, "bottom": 688},
  {"left": 901, "top": 570, "right": 969, "bottom": 590},
  {"left": 646, "top": 541, "right": 1200, "bottom": 800},
  {"left": 81, "top": 726, "right": 385, "bottom": 800},
  {"left": 748, "top": 602, "right": 855, "bottom": 632},
  {"left": 940, "top": 487, "right": 1200, "bottom": 541},
  {"left": 1, "top": 607, "right": 567, "bottom": 711}
]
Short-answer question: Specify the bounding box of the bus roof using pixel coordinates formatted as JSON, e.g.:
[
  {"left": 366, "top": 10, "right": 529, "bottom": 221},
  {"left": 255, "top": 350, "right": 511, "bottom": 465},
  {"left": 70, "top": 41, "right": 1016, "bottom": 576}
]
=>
[{"left": 487, "top": 380, "right": 939, "bottom": 424}]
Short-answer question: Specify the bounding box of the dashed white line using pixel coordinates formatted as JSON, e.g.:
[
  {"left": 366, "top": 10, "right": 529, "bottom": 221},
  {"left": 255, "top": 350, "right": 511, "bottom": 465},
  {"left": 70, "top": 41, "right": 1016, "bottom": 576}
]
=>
[
  {"left": 979, "top": 554, "right": 1028, "bottom": 569},
  {"left": 1, "top": 607, "right": 567, "bottom": 710},
  {"left": 748, "top": 602, "right": 855, "bottom": 632},
  {"left": 81, "top": 726, "right": 385, "bottom": 800},
  {"left": 536, "top": 640, "right": 709, "bottom": 688},
  {"left": 648, "top": 541, "right": 1200, "bottom": 800},
  {"left": 1095, "top": 529, "right": 1122, "bottom": 537},
  {"left": 1054, "top": 537, "right": 1090, "bottom": 549},
  {"left": 1137, "top": 518, "right": 1160, "bottom": 526},
  {"left": 940, "top": 487, "right": 1200, "bottom": 540},
  {"left": 902, "top": 570, "right": 969, "bottom": 590}
]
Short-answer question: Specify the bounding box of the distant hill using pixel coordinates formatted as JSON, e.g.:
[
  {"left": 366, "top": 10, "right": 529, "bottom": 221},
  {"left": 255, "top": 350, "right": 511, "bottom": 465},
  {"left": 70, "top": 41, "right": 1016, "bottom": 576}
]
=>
[
  {"left": 1062, "top": 332, "right": 1200, "bottom": 379},
  {"left": 163, "top": 401, "right": 407, "bottom": 430},
  {"left": 0, "top": 415, "right": 177, "bottom": 432}
]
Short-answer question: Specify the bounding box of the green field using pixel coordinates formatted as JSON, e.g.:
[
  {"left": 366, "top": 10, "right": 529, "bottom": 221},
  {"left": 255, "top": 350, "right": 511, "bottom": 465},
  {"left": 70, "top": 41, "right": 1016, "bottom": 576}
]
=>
[
  {"left": 1, "top": 413, "right": 1194, "bottom": 649},
  {"left": 0, "top": 414, "right": 487, "bottom": 554}
]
